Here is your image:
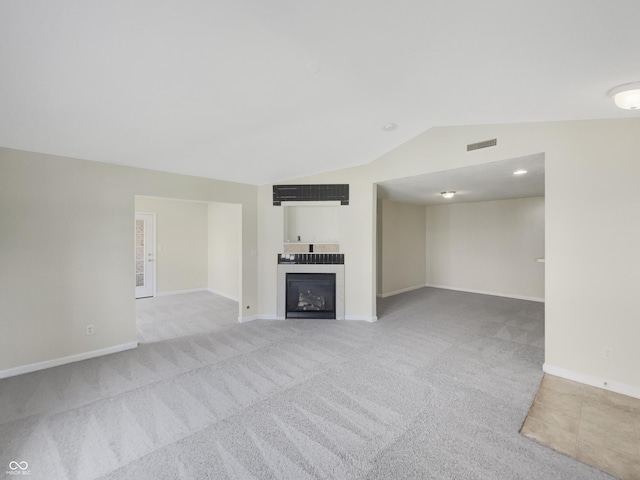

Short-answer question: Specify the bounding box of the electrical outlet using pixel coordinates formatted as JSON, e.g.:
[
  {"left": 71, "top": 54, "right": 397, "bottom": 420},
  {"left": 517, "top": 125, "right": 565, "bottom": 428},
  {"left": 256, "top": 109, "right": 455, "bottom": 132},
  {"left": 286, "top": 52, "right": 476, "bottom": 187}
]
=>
[
  {"left": 86, "top": 324, "right": 94, "bottom": 336},
  {"left": 603, "top": 347, "right": 613, "bottom": 360}
]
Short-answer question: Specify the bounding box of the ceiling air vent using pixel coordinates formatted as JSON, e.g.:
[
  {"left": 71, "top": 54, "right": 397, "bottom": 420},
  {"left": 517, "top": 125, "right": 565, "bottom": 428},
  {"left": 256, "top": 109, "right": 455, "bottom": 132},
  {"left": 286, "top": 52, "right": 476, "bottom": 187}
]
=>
[{"left": 467, "top": 138, "right": 497, "bottom": 151}]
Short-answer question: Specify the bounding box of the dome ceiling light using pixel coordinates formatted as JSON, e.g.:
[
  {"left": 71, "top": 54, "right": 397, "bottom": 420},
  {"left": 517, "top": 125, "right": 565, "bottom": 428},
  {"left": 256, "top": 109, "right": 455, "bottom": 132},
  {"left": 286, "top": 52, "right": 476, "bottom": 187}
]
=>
[{"left": 608, "top": 82, "right": 640, "bottom": 110}]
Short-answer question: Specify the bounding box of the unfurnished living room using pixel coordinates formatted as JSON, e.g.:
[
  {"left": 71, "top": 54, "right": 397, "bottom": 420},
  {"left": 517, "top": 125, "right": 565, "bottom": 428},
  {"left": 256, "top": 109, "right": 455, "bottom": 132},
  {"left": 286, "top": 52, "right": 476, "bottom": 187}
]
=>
[{"left": 1, "top": 2, "right": 639, "bottom": 479}]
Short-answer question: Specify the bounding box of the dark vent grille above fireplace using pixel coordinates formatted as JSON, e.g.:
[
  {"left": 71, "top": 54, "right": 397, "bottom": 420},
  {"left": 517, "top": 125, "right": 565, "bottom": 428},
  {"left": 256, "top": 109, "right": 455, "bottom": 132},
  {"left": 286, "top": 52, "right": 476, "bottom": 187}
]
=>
[
  {"left": 273, "top": 184, "right": 349, "bottom": 205},
  {"left": 278, "top": 253, "right": 344, "bottom": 265}
]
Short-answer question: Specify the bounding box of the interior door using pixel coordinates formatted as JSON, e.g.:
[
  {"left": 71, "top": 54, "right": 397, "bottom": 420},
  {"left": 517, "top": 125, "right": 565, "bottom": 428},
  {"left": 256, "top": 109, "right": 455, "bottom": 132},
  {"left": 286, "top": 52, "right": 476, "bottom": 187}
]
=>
[{"left": 135, "top": 213, "right": 156, "bottom": 298}]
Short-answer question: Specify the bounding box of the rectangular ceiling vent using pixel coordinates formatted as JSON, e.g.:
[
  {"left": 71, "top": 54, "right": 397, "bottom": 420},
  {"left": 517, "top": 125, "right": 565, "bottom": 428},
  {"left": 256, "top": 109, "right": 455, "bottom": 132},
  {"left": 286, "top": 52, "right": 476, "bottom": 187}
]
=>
[{"left": 467, "top": 138, "right": 497, "bottom": 151}]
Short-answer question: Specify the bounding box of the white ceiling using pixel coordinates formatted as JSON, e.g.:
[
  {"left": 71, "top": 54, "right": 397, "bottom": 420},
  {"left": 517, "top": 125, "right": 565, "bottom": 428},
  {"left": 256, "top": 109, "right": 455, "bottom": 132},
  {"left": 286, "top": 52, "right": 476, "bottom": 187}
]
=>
[
  {"left": 377, "top": 154, "right": 544, "bottom": 205},
  {"left": 0, "top": 1, "right": 638, "bottom": 185}
]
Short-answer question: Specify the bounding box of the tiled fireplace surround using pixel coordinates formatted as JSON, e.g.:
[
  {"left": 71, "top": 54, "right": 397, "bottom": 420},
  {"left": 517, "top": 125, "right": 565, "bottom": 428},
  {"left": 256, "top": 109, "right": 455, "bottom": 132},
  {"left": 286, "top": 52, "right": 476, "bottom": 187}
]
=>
[{"left": 276, "top": 256, "right": 345, "bottom": 320}]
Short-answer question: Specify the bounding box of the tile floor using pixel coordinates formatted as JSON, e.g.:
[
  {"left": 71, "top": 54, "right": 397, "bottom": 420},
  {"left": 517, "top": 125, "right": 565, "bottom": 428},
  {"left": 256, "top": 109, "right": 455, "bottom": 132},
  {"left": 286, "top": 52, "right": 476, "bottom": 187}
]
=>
[{"left": 521, "top": 374, "right": 640, "bottom": 480}]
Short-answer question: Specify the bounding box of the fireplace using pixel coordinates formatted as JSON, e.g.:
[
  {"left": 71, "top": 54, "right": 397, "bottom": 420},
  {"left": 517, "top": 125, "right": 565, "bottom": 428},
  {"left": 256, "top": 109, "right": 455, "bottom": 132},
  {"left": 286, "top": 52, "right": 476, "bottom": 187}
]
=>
[
  {"left": 276, "top": 254, "right": 345, "bottom": 320},
  {"left": 286, "top": 273, "right": 336, "bottom": 319}
]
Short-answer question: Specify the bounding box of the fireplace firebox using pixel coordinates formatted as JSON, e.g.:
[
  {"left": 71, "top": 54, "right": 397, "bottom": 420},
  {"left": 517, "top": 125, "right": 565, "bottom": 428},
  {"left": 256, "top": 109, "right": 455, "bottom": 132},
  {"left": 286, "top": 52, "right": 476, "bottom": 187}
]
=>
[{"left": 286, "top": 273, "right": 336, "bottom": 319}]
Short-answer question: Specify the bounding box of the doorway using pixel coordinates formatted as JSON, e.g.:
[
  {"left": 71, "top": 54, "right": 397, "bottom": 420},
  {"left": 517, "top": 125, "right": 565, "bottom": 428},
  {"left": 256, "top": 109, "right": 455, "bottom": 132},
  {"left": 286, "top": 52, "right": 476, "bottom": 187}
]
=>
[
  {"left": 375, "top": 153, "right": 545, "bottom": 308},
  {"left": 135, "top": 212, "right": 156, "bottom": 299},
  {"left": 134, "top": 196, "right": 242, "bottom": 343}
]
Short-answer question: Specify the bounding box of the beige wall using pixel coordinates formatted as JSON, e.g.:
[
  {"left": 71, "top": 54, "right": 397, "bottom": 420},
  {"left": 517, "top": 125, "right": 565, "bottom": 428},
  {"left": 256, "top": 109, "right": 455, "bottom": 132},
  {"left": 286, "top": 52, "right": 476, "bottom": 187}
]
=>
[
  {"left": 0, "top": 148, "right": 257, "bottom": 373},
  {"left": 378, "top": 199, "right": 426, "bottom": 297},
  {"left": 135, "top": 196, "right": 208, "bottom": 294},
  {"left": 425, "top": 197, "right": 545, "bottom": 301},
  {"left": 369, "top": 119, "right": 640, "bottom": 395},
  {"left": 208, "top": 202, "right": 241, "bottom": 301},
  {"left": 3, "top": 118, "right": 640, "bottom": 397},
  {"left": 284, "top": 205, "right": 340, "bottom": 244},
  {"left": 543, "top": 122, "right": 640, "bottom": 395},
  {"left": 258, "top": 118, "right": 640, "bottom": 396}
]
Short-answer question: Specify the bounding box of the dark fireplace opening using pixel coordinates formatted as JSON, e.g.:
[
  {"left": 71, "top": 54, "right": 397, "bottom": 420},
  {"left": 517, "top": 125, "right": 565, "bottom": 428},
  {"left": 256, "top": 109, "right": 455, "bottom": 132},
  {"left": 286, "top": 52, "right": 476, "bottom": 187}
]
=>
[{"left": 286, "top": 273, "right": 336, "bottom": 319}]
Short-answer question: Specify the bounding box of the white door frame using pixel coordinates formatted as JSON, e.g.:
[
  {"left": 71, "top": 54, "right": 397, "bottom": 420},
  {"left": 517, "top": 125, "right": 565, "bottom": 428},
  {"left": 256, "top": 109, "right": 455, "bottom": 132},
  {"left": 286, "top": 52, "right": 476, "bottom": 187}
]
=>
[{"left": 135, "top": 212, "right": 156, "bottom": 298}]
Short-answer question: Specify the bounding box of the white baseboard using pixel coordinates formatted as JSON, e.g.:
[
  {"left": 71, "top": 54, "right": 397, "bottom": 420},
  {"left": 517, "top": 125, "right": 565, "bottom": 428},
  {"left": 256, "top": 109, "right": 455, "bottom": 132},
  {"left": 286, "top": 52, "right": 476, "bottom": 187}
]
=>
[
  {"left": 425, "top": 284, "right": 544, "bottom": 303},
  {"left": 207, "top": 288, "right": 239, "bottom": 302},
  {"left": 258, "top": 315, "right": 285, "bottom": 321},
  {"left": 238, "top": 315, "right": 260, "bottom": 323},
  {"left": 543, "top": 363, "right": 640, "bottom": 400},
  {"left": 155, "top": 288, "right": 207, "bottom": 297},
  {"left": 377, "top": 285, "right": 427, "bottom": 298},
  {"left": 0, "top": 342, "right": 139, "bottom": 379},
  {"left": 344, "top": 315, "right": 378, "bottom": 323}
]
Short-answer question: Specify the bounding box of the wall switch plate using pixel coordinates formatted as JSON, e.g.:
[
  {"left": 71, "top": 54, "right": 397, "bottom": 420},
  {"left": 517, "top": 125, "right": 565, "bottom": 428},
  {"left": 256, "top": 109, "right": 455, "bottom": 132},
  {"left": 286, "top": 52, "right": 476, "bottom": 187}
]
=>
[
  {"left": 86, "top": 325, "right": 94, "bottom": 336},
  {"left": 603, "top": 347, "right": 613, "bottom": 360}
]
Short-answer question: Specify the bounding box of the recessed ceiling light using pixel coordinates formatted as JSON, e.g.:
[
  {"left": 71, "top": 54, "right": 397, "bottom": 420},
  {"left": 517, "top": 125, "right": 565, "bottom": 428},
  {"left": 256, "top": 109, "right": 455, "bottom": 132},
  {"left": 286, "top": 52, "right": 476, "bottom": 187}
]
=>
[
  {"left": 383, "top": 123, "right": 397, "bottom": 132},
  {"left": 513, "top": 169, "right": 528, "bottom": 175},
  {"left": 440, "top": 191, "right": 456, "bottom": 199},
  {"left": 305, "top": 62, "right": 321, "bottom": 74},
  {"left": 608, "top": 81, "right": 640, "bottom": 110}
]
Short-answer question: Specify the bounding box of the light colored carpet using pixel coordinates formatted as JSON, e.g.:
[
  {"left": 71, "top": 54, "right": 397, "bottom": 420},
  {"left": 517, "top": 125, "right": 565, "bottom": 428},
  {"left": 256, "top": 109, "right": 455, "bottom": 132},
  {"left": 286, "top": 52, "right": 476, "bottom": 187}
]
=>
[
  {"left": 0, "top": 288, "right": 612, "bottom": 479},
  {"left": 136, "top": 291, "right": 238, "bottom": 343}
]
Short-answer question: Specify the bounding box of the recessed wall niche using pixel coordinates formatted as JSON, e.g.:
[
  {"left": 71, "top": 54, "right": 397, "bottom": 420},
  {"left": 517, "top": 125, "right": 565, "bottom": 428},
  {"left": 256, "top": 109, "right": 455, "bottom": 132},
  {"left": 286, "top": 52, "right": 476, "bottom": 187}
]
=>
[{"left": 283, "top": 205, "right": 339, "bottom": 244}]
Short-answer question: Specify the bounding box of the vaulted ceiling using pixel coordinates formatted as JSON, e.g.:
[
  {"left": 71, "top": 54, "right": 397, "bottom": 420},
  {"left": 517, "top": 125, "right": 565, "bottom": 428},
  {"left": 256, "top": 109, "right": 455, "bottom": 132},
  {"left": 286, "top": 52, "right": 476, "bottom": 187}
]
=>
[{"left": 1, "top": 1, "right": 638, "bottom": 185}]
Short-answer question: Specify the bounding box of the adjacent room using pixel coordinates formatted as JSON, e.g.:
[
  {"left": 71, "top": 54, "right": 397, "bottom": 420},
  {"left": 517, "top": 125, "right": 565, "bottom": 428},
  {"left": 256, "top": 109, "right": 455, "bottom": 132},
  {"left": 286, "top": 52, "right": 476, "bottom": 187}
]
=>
[
  {"left": 134, "top": 196, "right": 242, "bottom": 343},
  {"left": 377, "top": 154, "right": 545, "bottom": 307}
]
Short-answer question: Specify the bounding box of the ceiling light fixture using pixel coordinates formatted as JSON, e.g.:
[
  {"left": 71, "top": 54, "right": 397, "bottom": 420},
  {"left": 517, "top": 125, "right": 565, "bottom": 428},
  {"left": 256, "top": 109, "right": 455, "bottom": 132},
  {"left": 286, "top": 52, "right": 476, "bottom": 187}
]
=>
[
  {"left": 608, "top": 82, "right": 640, "bottom": 110},
  {"left": 513, "top": 169, "right": 528, "bottom": 175},
  {"left": 441, "top": 191, "right": 456, "bottom": 199},
  {"left": 305, "top": 61, "right": 321, "bottom": 74},
  {"left": 383, "top": 123, "right": 397, "bottom": 132}
]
